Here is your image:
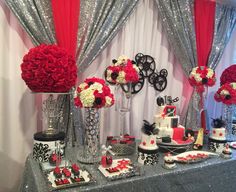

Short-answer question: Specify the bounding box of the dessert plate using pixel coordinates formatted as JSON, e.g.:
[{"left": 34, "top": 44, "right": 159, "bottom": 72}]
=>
[
  {"left": 158, "top": 139, "right": 193, "bottom": 147},
  {"left": 98, "top": 158, "right": 142, "bottom": 181},
  {"left": 172, "top": 151, "right": 218, "bottom": 163},
  {"left": 42, "top": 165, "right": 95, "bottom": 191},
  {"left": 229, "top": 142, "right": 236, "bottom": 149}
]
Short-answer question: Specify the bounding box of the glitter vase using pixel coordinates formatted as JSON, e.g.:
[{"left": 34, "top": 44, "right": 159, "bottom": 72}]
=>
[
  {"left": 222, "top": 104, "right": 236, "bottom": 142},
  {"left": 78, "top": 108, "right": 100, "bottom": 163}
]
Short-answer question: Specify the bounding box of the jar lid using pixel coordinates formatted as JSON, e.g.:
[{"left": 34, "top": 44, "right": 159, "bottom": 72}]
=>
[{"left": 34, "top": 131, "right": 65, "bottom": 141}]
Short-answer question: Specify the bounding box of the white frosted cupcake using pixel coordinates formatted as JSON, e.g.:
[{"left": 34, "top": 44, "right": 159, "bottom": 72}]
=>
[{"left": 163, "top": 153, "right": 176, "bottom": 169}]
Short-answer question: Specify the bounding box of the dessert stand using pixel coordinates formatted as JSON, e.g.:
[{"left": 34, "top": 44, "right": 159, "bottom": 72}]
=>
[{"left": 157, "top": 140, "right": 194, "bottom": 154}]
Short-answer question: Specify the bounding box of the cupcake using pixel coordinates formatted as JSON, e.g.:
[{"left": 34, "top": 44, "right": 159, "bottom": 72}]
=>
[
  {"left": 71, "top": 164, "right": 80, "bottom": 176},
  {"left": 163, "top": 153, "right": 176, "bottom": 169},
  {"left": 53, "top": 166, "right": 62, "bottom": 178},
  {"left": 221, "top": 144, "right": 232, "bottom": 159},
  {"left": 62, "top": 167, "right": 71, "bottom": 177}
]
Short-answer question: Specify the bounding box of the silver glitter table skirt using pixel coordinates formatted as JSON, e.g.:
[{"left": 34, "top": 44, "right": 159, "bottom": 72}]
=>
[{"left": 20, "top": 147, "right": 236, "bottom": 192}]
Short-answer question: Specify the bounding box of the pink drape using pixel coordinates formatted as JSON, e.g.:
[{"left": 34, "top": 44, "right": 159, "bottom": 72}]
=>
[{"left": 51, "top": 0, "right": 80, "bottom": 58}]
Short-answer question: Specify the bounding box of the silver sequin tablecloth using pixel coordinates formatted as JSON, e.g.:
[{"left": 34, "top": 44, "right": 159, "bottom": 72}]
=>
[{"left": 20, "top": 147, "right": 236, "bottom": 192}]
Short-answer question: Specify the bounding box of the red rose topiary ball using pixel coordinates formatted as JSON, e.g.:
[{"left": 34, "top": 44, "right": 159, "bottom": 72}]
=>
[
  {"left": 220, "top": 64, "right": 236, "bottom": 86},
  {"left": 21, "top": 44, "right": 77, "bottom": 93}
]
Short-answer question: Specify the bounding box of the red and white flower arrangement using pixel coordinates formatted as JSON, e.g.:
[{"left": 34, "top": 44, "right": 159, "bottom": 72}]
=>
[
  {"left": 21, "top": 44, "right": 77, "bottom": 92},
  {"left": 105, "top": 55, "right": 139, "bottom": 84},
  {"left": 214, "top": 82, "right": 236, "bottom": 105},
  {"left": 74, "top": 77, "right": 115, "bottom": 108},
  {"left": 189, "top": 66, "right": 216, "bottom": 92}
]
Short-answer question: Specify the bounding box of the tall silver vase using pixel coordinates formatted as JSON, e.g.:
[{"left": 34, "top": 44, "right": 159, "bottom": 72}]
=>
[
  {"left": 78, "top": 108, "right": 100, "bottom": 163},
  {"left": 223, "top": 104, "right": 236, "bottom": 142}
]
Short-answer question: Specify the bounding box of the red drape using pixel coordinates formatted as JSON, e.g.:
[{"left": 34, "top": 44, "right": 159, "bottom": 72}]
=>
[
  {"left": 194, "top": 0, "right": 215, "bottom": 131},
  {"left": 51, "top": 0, "right": 80, "bottom": 58},
  {"left": 194, "top": 0, "right": 215, "bottom": 67}
]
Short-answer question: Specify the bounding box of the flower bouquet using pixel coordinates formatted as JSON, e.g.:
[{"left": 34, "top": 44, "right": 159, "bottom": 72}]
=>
[
  {"left": 74, "top": 77, "right": 114, "bottom": 163},
  {"left": 189, "top": 66, "right": 216, "bottom": 92},
  {"left": 105, "top": 55, "right": 140, "bottom": 85},
  {"left": 74, "top": 77, "right": 114, "bottom": 108}
]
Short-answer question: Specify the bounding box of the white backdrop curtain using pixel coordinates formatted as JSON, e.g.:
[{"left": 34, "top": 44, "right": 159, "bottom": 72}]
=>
[
  {"left": 0, "top": 1, "right": 34, "bottom": 192},
  {"left": 0, "top": 0, "right": 236, "bottom": 191}
]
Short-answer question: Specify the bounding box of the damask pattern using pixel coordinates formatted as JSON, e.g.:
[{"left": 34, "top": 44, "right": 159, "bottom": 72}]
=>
[
  {"left": 33, "top": 143, "right": 50, "bottom": 162},
  {"left": 138, "top": 152, "right": 159, "bottom": 165}
]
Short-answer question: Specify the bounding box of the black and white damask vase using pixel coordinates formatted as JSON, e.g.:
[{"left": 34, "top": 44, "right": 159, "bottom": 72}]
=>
[
  {"left": 78, "top": 108, "right": 101, "bottom": 164},
  {"left": 223, "top": 104, "right": 236, "bottom": 141}
]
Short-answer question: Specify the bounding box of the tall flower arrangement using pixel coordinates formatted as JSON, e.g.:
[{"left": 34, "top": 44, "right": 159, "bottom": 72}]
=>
[
  {"left": 215, "top": 65, "right": 236, "bottom": 106},
  {"left": 21, "top": 44, "right": 77, "bottom": 92},
  {"left": 214, "top": 65, "right": 236, "bottom": 141},
  {"left": 74, "top": 77, "right": 114, "bottom": 163}
]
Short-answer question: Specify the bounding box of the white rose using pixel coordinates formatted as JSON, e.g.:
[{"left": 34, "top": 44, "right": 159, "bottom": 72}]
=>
[
  {"left": 117, "top": 71, "right": 126, "bottom": 84},
  {"left": 220, "top": 90, "right": 230, "bottom": 95},
  {"left": 90, "top": 82, "right": 103, "bottom": 93},
  {"left": 116, "top": 55, "right": 128, "bottom": 66},
  {"left": 206, "top": 69, "right": 214, "bottom": 78},
  {"left": 231, "top": 83, "right": 236, "bottom": 89},
  {"left": 105, "top": 96, "right": 112, "bottom": 107},
  {"left": 80, "top": 88, "right": 95, "bottom": 107},
  {"left": 79, "top": 83, "right": 88, "bottom": 91},
  {"left": 133, "top": 65, "right": 140, "bottom": 73},
  {"left": 194, "top": 73, "right": 202, "bottom": 82}
]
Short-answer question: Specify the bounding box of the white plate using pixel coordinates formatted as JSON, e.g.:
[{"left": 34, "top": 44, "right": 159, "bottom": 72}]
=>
[
  {"left": 229, "top": 142, "right": 236, "bottom": 149},
  {"left": 172, "top": 151, "right": 218, "bottom": 163}
]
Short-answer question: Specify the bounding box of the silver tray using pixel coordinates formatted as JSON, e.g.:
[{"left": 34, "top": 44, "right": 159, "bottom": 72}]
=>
[{"left": 42, "top": 166, "right": 95, "bottom": 191}]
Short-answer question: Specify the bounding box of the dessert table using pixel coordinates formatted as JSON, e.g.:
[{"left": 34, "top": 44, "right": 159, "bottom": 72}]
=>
[{"left": 20, "top": 146, "right": 236, "bottom": 192}]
